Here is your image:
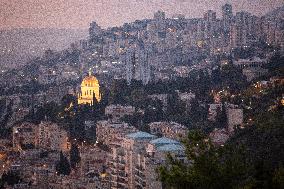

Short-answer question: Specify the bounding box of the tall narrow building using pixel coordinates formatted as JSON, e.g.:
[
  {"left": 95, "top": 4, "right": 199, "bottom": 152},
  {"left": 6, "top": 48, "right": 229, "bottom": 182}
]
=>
[
  {"left": 125, "top": 44, "right": 151, "bottom": 85},
  {"left": 222, "top": 3, "right": 233, "bottom": 32}
]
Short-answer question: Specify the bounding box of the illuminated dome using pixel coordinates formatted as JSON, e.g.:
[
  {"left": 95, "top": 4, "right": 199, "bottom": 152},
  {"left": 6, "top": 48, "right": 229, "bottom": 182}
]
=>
[
  {"left": 78, "top": 72, "right": 101, "bottom": 105},
  {"left": 81, "top": 75, "right": 99, "bottom": 87}
]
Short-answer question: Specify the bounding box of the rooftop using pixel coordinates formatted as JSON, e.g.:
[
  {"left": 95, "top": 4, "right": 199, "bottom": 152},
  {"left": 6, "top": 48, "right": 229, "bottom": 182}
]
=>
[
  {"left": 157, "top": 144, "right": 185, "bottom": 152},
  {"left": 126, "top": 131, "right": 156, "bottom": 140},
  {"left": 150, "top": 137, "right": 180, "bottom": 147}
]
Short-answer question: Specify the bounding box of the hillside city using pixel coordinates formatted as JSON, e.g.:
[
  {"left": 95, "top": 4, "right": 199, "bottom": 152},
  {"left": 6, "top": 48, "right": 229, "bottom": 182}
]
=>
[{"left": 0, "top": 3, "right": 283, "bottom": 189}]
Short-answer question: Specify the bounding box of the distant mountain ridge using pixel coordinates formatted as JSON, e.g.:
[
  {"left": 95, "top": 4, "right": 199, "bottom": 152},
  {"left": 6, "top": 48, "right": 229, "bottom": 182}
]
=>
[{"left": 0, "top": 28, "right": 88, "bottom": 69}]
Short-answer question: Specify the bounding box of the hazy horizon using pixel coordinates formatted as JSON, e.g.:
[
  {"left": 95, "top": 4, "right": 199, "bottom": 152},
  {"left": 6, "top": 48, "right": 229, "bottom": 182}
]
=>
[{"left": 0, "top": 0, "right": 283, "bottom": 30}]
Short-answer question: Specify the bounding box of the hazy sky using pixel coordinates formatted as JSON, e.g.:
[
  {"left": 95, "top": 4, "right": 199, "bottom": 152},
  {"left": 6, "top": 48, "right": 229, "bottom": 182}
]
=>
[{"left": 0, "top": 0, "right": 283, "bottom": 29}]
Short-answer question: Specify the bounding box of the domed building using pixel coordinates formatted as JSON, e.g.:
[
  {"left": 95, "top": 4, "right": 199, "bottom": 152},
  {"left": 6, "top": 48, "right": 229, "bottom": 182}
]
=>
[{"left": 78, "top": 72, "right": 101, "bottom": 105}]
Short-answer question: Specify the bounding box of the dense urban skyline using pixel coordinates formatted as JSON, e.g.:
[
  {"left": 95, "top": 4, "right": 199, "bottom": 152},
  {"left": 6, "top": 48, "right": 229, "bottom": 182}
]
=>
[
  {"left": 0, "top": 0, "right": 283, "bottom": 29},
  {"left": 0, "top": 0, "right": 283, "bottom": 188}
]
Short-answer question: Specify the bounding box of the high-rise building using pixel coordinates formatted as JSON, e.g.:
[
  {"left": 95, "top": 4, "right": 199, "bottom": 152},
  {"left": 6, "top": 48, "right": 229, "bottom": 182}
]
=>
[
  {"left": 89, "top": 21, "right": 102, "bottom": 39},
  {"left": 149, "top": 122, "right": 188, "bottom": 140},
  {"left": 204, "top": 10, "right": 217, "bottom": 23},
  {"left": 125, "top": 46, "right": 151, "bottom": 85},
  {"left": 13, "top": 122, "right": 38, "bottom": 150},
  {"left": 154, "top": 11, "right": 165, "bottom": 21},
  {"left": 222, "top": 3, "right": 233, "bottom": 32},
  {"left": 230, "top": 11, "right": 254, "bottom": 48},
  {"left": 230, "top": 23, "right": 247, "bottom": 48},
  {"left": 96, "top": 120, "right": 137, "bottom": 146},
  {"left": 13, "top": 121, "right": 69, "bottom": 152},
  {"left": 108, "top": 131, "right": 186, "bottom": 189},
  {"left": 222, "top": 4, "right": 233, "bottom": 50},
  {"left": 204, "top": 10, "right": 217, "bottom": 46}
]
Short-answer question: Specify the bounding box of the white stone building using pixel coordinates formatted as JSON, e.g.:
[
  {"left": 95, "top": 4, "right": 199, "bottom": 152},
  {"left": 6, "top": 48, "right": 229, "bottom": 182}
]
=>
[
  {"left": 149, "top": 122, "right": 188, "bottom": 141},
  {"left": 36, "top": 121, "right": 68, "bottom": 152},
  {"left": 108, "top": 131, "right": 186, "bottom": 189},
  {"left": 96, "top": 120, "right": 137, "bottom": 146},
  {"left": 105, "top": 105, "right": 135, "bottom": 122}
]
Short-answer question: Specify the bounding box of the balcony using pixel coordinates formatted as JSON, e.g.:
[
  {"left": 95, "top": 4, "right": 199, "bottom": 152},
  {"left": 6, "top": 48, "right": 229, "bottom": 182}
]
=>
[
  {"left": 118, "top": 164, "right": 125, "bottom": 171},
  {"left": 117, "top": 177, "right": 127, "bottom": 184},
  {"left": 134, "top": 171, "right": 146, "bottom": 180},
  {"left": 118, "top": 160, "right": 126, "bottom": 165},
  {"left": 110, "top": 170, "right": 117, "bottom": 176},
  {"left": 134, "top": 180, "right": 146, "bottom": 188},
  {"left": 135, "top": 164, "right": 145, "bottom": 171},
  {"left": 118, "top": 172, "right": 126, "bottom": 177}
]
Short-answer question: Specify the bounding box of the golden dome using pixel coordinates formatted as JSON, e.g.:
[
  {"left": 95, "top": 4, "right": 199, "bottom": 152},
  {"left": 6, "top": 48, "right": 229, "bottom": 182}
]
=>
[
  {"left": 78, "top": 72, "right": 101, "bottom": 105},
  {"left": 81, "top": 75, "right": 99, "bottom": 87}
]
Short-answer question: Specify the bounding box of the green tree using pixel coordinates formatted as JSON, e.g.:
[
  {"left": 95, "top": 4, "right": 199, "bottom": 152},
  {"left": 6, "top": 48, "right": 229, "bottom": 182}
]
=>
[
  {"left": 158, "top": 130, "right": 252, "bottom": 189},
  {"left": 166, "top": 92, "right": 186, "bottom": 122},
  {"left": 56, "top": 151, "right": 71, "bottom": 175},
  {"left": 143, "top": 99, "right": 164, "bottom": 124},
  {"left": 70, "top": 144, "right": 81, "bottom": 169},
  {"left": 130, "top": 89, "right": 147, "bottom": 109},
  {"left": 214, "top": 104, "right": 227, "bottom": 129},
  {"left": 228, "top": 109, "right": 284, "bottom": 189},
  {"left": 61, "top": 94, "right": 76, "bottom": 110},
  {"left": 109, "top": 79, "right": 130, "bottom": 105},
  {"left": 1, "top": 170, "right": 21, "bottom": 187}
]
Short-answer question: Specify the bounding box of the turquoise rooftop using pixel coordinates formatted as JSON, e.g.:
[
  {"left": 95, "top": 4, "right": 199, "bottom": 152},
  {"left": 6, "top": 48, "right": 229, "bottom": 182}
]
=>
[
  {"left": 157, "top": 144, "right": 185, "bottom": 152},
  {"left": 150, "top": 137, "right": 180, "bottom": 147},
  {"left": 126, "top": 131, "right": 156, "bottom": 140}
]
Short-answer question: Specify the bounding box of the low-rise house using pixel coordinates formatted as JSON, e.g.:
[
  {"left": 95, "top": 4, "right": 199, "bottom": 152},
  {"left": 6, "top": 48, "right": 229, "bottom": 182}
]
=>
[
  {"left": 149, "top": 121, "right": 188, "bottom": 140},
  {"left": 209, "top": 128, "right": 230, "bottom": 146},
  {"left": 105, "top": 105, "right": 135, "bottom": 122},
  {"left": 96, "top": 120, "right": 137, "bottom": 146}
]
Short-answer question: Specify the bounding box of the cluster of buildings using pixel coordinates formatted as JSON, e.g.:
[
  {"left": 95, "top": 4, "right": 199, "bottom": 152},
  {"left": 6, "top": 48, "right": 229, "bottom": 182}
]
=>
[
  {"left": 107, "top": 131, "right": 185, "bottom": 189},
  {"left": 0, "top": 5, "right": 281, "bottom": 123},
  {"left": 0, "top": 78, "right": 250, "bottom": 189},
  {"left": 12, "top": 121, "right": 68, "bottom": 152},
  {"left": 95, "top": 104, "right": 188, "bottom": 189},
  {"left": 72, "top": 3, "right": 283, "bottom": 84},
  {"left": 0, "top": 83, "right": 75, "bottom": 127},
  {"left": 0, "top": 3, "right": 282, "bottom": 189},
  {"left": 0, "top": 102, "right": 189, "bottom": 189},
  {"left": 233, "top": 56, "right": 268, "bottom": 81}
]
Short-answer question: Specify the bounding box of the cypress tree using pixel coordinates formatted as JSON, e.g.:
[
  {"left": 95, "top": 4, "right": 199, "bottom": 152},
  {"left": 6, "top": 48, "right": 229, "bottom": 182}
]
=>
[
  {"left": 56, "top": 151, "right": 71, "bottom": 175},
  {"left": 70, "top": 144, "right": 81, "bottom": 169}
]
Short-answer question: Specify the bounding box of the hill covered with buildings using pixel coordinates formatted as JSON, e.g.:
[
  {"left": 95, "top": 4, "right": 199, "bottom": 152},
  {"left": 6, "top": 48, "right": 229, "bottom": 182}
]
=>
[{"left": 0, "top": 3, "right": 283, "bottom": 189}]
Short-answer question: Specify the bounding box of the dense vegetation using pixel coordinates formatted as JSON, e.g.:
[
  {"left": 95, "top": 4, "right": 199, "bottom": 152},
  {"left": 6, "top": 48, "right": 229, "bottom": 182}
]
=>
[
  {"left": 0, "top": 170, "right": 22, "bottom": 188},
  {"left": 158, "top": 101, "right": 284, "bottom": 189}
]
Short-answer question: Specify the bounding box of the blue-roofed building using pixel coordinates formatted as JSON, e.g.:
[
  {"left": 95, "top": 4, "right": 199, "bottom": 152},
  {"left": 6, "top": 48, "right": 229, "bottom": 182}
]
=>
[
  {"left": 108, "top": 132, "right": 186, "bottom": 189},
  {"left": 142, "top": 137, "right": 186, "bottom": 189},
  {"left": 156, "top": 143, "right": 185, "bottom": 152},
  {"left": 108, "top": 131, "right": 157, "bottom": 188},
  {"left": 147, "top": 137, "right": 185, "bottom": 156},
  {"left": 149, "top": 121, "right": 188, "bottom": 141},
  {"left": 96, "top": 120, "right": 137, "bottom": 146},
  {"left": 150, "top": 137, "right": 180, "bottom": 147},
  {"left": 126, "top": 131, "right": 156, "bottom": 140}
]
